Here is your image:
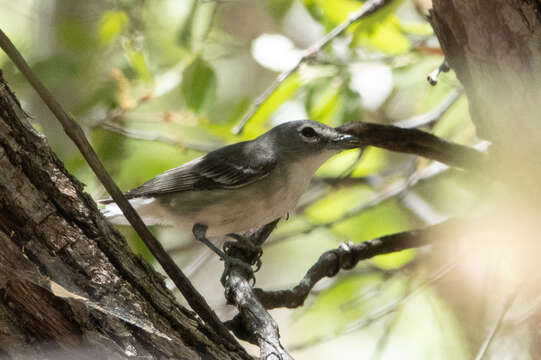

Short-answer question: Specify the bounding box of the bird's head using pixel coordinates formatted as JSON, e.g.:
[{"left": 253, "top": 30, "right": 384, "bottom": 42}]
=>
[{"left": 259, "top": 120, "right": 360, "bottom": 160}]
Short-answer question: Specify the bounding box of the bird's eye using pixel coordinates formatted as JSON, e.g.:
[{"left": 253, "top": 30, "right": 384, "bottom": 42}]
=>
[{"left": 301, "top": 127, "right": 317, "bottom": 138}]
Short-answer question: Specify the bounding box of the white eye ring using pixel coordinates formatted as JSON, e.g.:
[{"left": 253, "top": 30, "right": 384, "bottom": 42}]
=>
[{"left": 301, "top": 127, "right": 317, "bottom": 138}]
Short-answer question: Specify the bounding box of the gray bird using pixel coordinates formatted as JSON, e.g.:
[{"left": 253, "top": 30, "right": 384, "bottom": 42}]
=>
[{"left": 101, "top": 120, "right": 359, "bottom": 240}]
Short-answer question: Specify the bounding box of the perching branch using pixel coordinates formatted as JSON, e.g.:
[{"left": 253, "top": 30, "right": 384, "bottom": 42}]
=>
[
  {"left": 254, "top": 219, "right": 461, "bottom": 310},
  {"left": 337, "top": 121, "right": 487, "bottom": 170},
  {"left": 0, "top": 29, "right": 240, "bottom": 349},
  {"left": 221, "top": 220, "right": 294, "bottom": 360},
  {"left": 233, "top": 0, "right": 394, "bottom": 134}
]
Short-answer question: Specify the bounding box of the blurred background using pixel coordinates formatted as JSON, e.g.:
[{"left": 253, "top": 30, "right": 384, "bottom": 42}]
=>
[{"left": 0, "top": 0, "right": 505, "bottom": 359}]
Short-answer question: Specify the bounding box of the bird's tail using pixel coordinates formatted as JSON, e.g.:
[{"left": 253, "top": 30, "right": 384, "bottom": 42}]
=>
[{"left": 99, "top": 197, "right": 165, "bottom": 226}]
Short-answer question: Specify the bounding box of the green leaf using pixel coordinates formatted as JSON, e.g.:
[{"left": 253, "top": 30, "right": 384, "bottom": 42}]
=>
[
  {"left": 339, "top": 86, "right": 363, "bottom": 123},
  {"left": 306, "top": 184, "right": 374, "bottom": 223},
  {"left": 308, "top": 83, "right": 341, "bottom": 124},
  {"left": 242, "top": 72, "right": 301, "bottom": 137},
  {"left": 353, "top": 15, "right": 411, "bottom": 54},
  {"left": 315, "top": 146, "right": 388, "bottom": 178},
  {"left": 372, "top": 248, "right": 416, "bottom": 269},
  {"left": 99, "top": 10, "right": 129, "bottom": 45},
  {"left": 182, "top": 56, "right": 217, "bottom": 113},
  {"left": 331, "top": 199, "right": 412, "bottom": 243},
  {"left": 127, "top": 50, "right": 152, "bottom": 82}
]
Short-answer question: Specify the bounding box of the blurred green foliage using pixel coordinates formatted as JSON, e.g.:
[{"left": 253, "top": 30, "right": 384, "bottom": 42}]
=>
[{"left": 0, "top": 0, "right": 481, "bottom": 358}]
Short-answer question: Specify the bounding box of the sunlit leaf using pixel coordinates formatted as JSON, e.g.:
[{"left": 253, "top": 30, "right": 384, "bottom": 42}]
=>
[
  {"left": 182, "top": 56, "right": 217, "bottom": 113},
  {"left": 339, "top": 85, "right": 363, "bottom": 123},
  {"left": 300, "top": 0, "right": 408, "bottom": 54},
  {"left": 306, "top": 185, "right": 374, "bottom": 223},
  {"left": 315, "top": 149, "right": 363, "bottom": 177},
  {"left": 372, "top": 249, "right": 416, "bottom": 269},
  {"left": 99, "top": 10, "right": 129, "bottom": 45},
  {"left": 332, "top": 199, "right": 412, "bottom": 243},
  {"left": 308, "top": 83, "right": 341, "bottom": 124},
  {"left": 352, "top": 15, "right": 411, "bottom": 54},
  {"left": 128, "top": 50, "right": 152, "bottom": 82},
  {"left": 243, "top": 73, "right": 301, "bottom": 137},
  {"left": 316, "top": 147, "right": 388, "bottom": 177},
  {"left": 351, "top": 147, "right": 388, "bottom": 177}
]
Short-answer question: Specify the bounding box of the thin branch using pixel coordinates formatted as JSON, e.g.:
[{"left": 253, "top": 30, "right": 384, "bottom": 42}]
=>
[
  {"left": 395, "top": 88, "right": 463, "bottom": 128},
  {"left": 232, "top": 0, "right": 394, "bottom": 134},
  {"left": 0, "top": 29, "right": 241, "bottom": 349},
  {"left": 474, "top": 290, "right": 520, "bottom": 360},
  {"left": 254, "top": 219, "right": 461, "bottom": 310},
  {"left": 99, "top": 121, "right": 217, "bottom": 152},
  {"left": 337, "top": 121, "right": 488, "bottom": 170},
  {"left": 370, "top": 279, "right": 411, "bottom": 360},
  {"left": 90, "top": 92, "right": 152, "bottom": 128},
  {"left": 427, "top": 61, "right": 450, "bottom": 86}
]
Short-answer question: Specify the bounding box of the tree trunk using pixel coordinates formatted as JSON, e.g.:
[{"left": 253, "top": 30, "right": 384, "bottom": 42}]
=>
[
  {"left": 0, "top": 72, "right": 249, "bottom": 359},
  {"left": 431, "top": 0, "right": 541, "bottom": 186},
  {"left": 430, "top": 0, "right": 541, "bottom": 355}
]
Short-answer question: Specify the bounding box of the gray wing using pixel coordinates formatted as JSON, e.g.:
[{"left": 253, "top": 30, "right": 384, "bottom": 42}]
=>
[{"left": 101, "top": 141, "right": 276, "bottom": 202}]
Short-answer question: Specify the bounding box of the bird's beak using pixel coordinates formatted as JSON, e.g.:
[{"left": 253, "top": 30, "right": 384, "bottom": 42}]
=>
[{"left": 329, "top": 133, "right": 361, "bottom": 149}]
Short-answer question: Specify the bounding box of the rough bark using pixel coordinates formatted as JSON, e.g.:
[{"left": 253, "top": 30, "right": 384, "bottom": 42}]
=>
[{"left": 0, "top": 72, "right": 249, "bottom": 359}]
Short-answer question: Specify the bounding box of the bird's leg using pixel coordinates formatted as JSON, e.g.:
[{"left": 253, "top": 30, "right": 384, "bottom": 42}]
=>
[
  {"left": 192, "top": 223, "right": 226, "bottom": 259},
  {"left": 192, "top": 224, "right": 255, "bottom": 284}
]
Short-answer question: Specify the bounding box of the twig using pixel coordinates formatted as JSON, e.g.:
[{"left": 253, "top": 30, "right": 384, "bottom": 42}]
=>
[
  {"left": 395, "top": 88, "right": 463, "bottom": 128},
  {"left": 474, "top": 290, "right": 520, "bottom": 360},
  {"left": 370, "top": 286, "right": 409, "bottom": 360},
  {"left": 337, "top": 121, "right": 487, "bottom": 170},
  {"left": 90, "top": 92, "right": 152, "bottom": 128},
  {"left": 0, "top": 28, "right": 241, "bottom": 349},
  {"left": 427, "top": 61, "right": 450, "bottom": 86},
  {"left": 99, "top": 121, "right": 218, "bottom": 152},
  {"left": 232, "top": 0, "right": 394, "bottom": 134},
  {"left": 254, "top": 219, "right": 461, "bottom": 310}
]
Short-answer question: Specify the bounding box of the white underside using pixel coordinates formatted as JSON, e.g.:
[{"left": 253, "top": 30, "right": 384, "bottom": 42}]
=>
[{"left": 102, "top": 150, "right": 338, "bottom": 236}]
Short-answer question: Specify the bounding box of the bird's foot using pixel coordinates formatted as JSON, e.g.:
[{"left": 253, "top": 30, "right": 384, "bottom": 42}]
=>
[
  {"left": 225, "top": 233, "right": 263, "bottom": 268},
  {"left": 192, "top": 224, "right": 257, "bottom": 285}
]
